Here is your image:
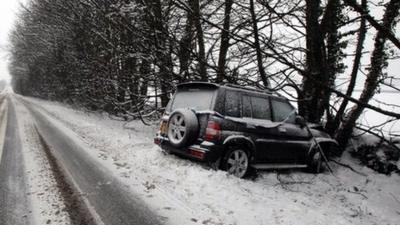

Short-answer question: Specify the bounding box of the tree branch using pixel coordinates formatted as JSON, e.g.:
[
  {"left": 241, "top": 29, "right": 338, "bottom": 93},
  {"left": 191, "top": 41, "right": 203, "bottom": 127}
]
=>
[{"left": 344, "top": 0, "right": 400, "bottom": 50}]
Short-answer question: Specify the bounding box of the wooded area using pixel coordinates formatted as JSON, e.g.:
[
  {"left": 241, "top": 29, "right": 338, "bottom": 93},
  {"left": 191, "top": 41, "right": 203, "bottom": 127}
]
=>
[{"left": 8, "top": 0, "right": 400, "bottom": 149}]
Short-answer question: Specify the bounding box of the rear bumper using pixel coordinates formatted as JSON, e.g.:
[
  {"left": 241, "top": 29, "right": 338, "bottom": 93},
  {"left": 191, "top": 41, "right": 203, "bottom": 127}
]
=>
[{"left": 154, "top": 135, "right": 222, "bottom": 162}]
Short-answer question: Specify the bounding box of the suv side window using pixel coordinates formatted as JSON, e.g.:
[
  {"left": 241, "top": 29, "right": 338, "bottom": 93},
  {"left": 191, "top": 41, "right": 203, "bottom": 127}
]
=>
[
  {"left": 271, "top": 99, "right": 296, "bottom": 123},
  {"left": 225, "top": 90, "right": 240, "bottom": 117},
  {"left": 250, "top": 96, "right": 271, "bottom": 120},
  {"left": 242, "top": 95, "right": 252, "bottom": 117}
]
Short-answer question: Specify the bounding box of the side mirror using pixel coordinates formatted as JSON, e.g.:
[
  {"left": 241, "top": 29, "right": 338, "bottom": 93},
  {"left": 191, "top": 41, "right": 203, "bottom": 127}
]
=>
[{"left": 295, "top": 116, "right": 306, "bottom": 128}]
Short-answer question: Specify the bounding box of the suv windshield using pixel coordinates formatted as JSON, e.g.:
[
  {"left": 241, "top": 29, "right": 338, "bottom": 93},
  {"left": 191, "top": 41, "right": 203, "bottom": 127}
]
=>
[{"left": 169, "top": 88, "right": 216, "bottom": 112}]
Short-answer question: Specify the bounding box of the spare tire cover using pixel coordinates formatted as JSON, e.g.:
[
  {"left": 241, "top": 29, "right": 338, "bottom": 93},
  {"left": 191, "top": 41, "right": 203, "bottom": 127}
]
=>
[{"left": 167, "top": 109, "right": 199, "bottom": 148}]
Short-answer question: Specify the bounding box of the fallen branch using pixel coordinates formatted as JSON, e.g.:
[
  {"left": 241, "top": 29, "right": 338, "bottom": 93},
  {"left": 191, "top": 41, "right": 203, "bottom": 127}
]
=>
[
  {"left": 390, "top": 193, "right": 400, "bottom": 205},
  {"left": 347, "top": 190, "right": 368, "bottom": 199},
  {"left": 355, "top": 125, "right": 400, "bottom": 152},
  {"left": 330, "top": 158, "right": 367, "bottom": 176},
  {"left": 275, "top": 173, "right": 316, "bottom": 186}
]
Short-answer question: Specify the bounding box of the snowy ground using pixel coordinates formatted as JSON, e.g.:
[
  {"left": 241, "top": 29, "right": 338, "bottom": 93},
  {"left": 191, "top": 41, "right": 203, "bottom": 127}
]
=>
[{"left": 18, "top": 95, "right": 400, "bottom": 225}]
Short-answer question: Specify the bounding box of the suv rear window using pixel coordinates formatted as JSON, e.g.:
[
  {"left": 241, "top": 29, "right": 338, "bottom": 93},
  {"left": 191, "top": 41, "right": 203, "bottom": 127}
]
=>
[
  {"left": 170, "top": 88, "right": 216, "bottom": 112},
  {"left": 225, "top": 91, "right": 240, "bottom": 117}
]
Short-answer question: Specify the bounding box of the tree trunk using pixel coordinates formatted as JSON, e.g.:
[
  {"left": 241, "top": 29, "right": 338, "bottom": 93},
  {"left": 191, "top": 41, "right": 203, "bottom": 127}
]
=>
[
  {"left": 324, "top": 0, "right": 341, "bottom": 128},
  {"left": 179, "top": 1, "right": 195, "bottom": 81},
  {"left": 336, "top": 0, "right": 400, "bottom": 148},
  {"left": 249, "top": 0, "right": 269, "bottom": 88},
  {"left": 127, "top": 57, "right": 138, "bottom": 106},
  {"left": 299, "top": 0, "right": 329, "bottom": 123},
  {"left": 216, "top": 0, "right": 233, "bottom": 83},
  {"left": 139, "top": 58, "right": 150, "bottom": 97},
  {"left": 326, "top": 0, "right": 367, "bottom": 134},
  {"left": 192, "top": 0, "right": 207, "bottom": 81},
  {"left": 146, "top": 0, "right": 173, "bottom": 107}
]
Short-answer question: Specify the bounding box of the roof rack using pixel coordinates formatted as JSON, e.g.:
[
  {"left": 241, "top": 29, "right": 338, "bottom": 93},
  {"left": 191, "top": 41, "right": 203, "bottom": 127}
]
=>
[
  {"left": 177, "top": 82, "right": 219, "bottom": 88},
  {"left": 222, "top": 83, "right": 277, "bottom": 95},
  {"left": 178, "top": 81, "right": 284, "bottom": 98}
]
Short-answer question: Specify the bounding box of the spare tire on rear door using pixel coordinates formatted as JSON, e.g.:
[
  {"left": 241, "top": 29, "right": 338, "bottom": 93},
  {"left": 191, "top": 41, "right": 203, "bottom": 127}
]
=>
[{"left": 167, "top": 109, "right": 199, "bottom": 148}]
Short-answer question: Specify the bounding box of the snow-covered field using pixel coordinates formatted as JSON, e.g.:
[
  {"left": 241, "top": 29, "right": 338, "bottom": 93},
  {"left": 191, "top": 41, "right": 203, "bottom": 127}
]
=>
[{"left": 21, "top": 96, "right": 400, "bottom": 225}]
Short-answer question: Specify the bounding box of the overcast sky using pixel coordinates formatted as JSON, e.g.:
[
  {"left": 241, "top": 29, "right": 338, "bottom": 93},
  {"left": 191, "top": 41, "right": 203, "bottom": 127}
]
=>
[{"left": 0, "top": 0, "right": 24, "bottom": 82}]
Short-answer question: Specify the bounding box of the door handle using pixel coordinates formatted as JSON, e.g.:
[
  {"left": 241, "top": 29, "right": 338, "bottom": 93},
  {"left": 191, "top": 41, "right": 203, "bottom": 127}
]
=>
[{"left": 278, "top": 127, "right": 287, "bottom": 133}]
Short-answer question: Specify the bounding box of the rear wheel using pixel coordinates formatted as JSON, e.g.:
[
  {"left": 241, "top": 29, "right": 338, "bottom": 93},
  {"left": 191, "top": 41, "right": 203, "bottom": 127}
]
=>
[{"left": 222, "top": 148, "right": 250, "bottom": 178}]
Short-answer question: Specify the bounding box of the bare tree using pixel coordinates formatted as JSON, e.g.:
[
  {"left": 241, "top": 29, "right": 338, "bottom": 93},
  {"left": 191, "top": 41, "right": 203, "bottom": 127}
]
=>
[{"left": 336, "top": 0, "right": 400, "bottom": 148}]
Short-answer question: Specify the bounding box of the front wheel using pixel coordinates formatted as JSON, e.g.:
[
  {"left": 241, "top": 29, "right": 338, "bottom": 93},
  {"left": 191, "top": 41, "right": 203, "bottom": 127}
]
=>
[{"left": 222, "top": 148, "right": 250, "bottom": 178}]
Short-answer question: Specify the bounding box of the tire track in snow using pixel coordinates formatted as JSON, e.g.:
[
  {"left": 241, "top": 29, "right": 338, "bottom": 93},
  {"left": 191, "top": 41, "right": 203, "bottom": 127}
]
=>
[
  {"left": 0, "top": 96, "right": 30, "bottom": 225},
  {"left": 17, "top": 100, "right": 72, "bottom": 225},
  {"left": 35, "top": 127, "right": 97, "bottom": 225},
  {"left": 0, "top": 95, "right": 8, "bottom": 162}
]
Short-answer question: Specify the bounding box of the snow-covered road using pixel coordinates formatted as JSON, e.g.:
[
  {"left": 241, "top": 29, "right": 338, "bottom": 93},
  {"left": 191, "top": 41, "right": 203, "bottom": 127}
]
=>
[
  {"left": 0, "top": 93, "right": 166, "bottom": 225},
  {"left": 0, "top": 94, "right": 30, "bottom": 225},
  {"left": 0, "top": 92, "right": 400, "bottom": 225},
  {"left": 23, "top": 97, "right": 162, "bottom": 225}
]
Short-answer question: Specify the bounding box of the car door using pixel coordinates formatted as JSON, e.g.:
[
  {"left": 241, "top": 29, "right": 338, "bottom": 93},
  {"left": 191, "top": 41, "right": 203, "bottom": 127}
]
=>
[
  {"left": 269, "top": 98, "right": 310, "bottom": 163},
  {"left": 241, "top": 94, "right": 288, "bottom": 163}
]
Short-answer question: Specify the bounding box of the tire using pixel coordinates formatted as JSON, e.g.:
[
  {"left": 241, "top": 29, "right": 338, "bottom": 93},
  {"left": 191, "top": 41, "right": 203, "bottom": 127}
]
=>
[
  {"left": 222, "top": 147, "right": 250, "bottom": 178},
  {"left": 167, "top": 109, "right": 199, "bottom": 148},
  {"left": 307, "top": 148, "right": 323, "bottom": 173}
]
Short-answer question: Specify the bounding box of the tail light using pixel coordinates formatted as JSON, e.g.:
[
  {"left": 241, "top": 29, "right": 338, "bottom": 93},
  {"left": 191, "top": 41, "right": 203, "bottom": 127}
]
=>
[
  {"left": 159, "top": 120, "right": 167, "bottom": 135},
  {"left": 204, "top": 120, "right": 221, "bottom": 141}
]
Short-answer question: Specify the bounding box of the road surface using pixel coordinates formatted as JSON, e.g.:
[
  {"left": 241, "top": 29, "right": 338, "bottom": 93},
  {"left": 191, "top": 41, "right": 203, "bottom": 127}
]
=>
[
  {"left": 0, "top": 92, "right": 163, "bottom": 225},
  {"left": 0, "top": 94, "right": 30, "bottom": 224}
]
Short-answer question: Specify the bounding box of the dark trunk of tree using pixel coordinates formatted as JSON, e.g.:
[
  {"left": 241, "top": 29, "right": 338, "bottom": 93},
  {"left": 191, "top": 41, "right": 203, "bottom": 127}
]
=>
[
  {"left": 249, "top": 0, "right": 269, "bottom": 88},
  {"left": 193, "top": 0, "right": 207, "bottom": 81},
  {"left": 139, "top": 58, "right": 150, "bottom": 98},
  {"left": 127, "top": 57, "right": 138, "bottom": 106},
  {"left": 324, "top": 0, "right": 341, "bottom": 128},
  {"left": 178, "top": 1, "right": 195, "bottom": 81},
  {"left": 299, "top": 0, "right": 329, "bottom": 123},
  {"left": 326, "top": 0, "right": 367, "bottom": 134},
  {"left": 146, "top": 0, "right": 172, "bottom": 107},
  {"left": 216, "top": 0, "right": 233, "bottom": 83}
]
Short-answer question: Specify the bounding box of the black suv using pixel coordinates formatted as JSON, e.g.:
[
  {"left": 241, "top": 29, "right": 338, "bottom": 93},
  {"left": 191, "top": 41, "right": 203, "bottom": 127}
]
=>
[{"left": 154, "top": 82, "right": 338, "bottom": 178}]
